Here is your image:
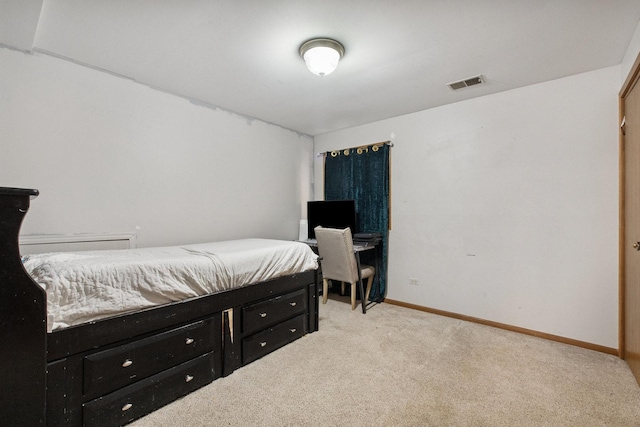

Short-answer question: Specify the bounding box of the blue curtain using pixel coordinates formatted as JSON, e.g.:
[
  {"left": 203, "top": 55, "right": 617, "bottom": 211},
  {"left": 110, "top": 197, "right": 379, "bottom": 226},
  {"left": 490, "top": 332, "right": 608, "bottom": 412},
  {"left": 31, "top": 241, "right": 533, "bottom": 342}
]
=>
[{"left": 324, "top": 143, "right": 390, "bottom": 301}]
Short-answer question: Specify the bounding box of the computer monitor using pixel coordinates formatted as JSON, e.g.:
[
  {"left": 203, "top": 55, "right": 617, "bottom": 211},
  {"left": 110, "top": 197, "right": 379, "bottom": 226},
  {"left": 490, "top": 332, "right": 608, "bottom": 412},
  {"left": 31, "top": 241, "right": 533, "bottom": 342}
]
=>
[{"left": 307, "top": 200, "right": 357, "bottom": 239}]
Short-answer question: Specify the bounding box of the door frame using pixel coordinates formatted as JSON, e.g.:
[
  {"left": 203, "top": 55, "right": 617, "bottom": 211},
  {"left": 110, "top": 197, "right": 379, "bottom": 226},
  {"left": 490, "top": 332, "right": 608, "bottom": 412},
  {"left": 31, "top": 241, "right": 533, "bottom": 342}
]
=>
[{"left": 619, "top": 52, "right": 640, "bottom": 358}]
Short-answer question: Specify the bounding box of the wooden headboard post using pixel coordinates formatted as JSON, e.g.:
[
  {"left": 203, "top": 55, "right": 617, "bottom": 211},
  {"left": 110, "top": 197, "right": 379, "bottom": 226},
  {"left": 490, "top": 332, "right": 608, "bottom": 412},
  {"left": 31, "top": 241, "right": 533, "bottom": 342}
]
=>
[{"left": 0, "top": 187, "right": 46, "bottom": 425}]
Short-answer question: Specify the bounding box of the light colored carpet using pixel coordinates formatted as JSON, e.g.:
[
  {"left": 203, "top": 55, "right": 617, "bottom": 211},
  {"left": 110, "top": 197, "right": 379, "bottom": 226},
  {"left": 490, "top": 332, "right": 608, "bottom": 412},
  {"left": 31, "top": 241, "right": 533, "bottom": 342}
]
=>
[{"left": 131, "top": 297, "right": 640, "bottom": 426}]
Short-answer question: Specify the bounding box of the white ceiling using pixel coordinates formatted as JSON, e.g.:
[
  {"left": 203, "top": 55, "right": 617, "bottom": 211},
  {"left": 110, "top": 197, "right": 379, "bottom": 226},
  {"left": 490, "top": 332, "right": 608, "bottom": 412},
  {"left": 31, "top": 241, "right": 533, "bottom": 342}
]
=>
[{"left": 2, "top": 1, "right": 640, "bottom": 136}]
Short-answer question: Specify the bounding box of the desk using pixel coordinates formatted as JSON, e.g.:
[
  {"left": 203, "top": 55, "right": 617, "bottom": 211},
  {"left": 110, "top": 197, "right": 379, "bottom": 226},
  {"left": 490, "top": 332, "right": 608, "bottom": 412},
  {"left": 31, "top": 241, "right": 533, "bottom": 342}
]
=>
[
  {"left": 301, "top": 239, "right": 376, "bottom": 252},
  {"left": 300, "top": 239, "right": 380, "bottom": 313}
]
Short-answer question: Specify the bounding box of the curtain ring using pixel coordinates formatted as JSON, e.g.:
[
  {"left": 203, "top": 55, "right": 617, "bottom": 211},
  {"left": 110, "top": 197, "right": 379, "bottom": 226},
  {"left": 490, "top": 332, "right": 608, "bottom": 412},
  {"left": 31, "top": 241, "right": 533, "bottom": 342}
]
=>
[
  {"left": 357, "top": 147, "right": 368, "bottom": 154},
  {"left": 331, "top": 151, "right": 338, "bottom": 157},
  {"left": 372, "top": 145, "right": 379, "bottom": 152},
  {"left": 343, "top": 149, "right": 350, "bottom": 156}
]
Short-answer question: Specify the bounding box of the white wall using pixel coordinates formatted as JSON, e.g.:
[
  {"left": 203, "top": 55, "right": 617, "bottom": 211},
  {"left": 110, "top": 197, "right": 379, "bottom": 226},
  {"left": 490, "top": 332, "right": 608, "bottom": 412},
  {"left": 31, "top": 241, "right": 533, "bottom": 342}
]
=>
[
  {"left": 314, "top": 66, "right": 620, "bottom": 348},
  {"left": 1, "top": 48, "right": 313, "bottom": 247},
  {"left": 621, "top": 19, "right": 640, "bottom": 83}
]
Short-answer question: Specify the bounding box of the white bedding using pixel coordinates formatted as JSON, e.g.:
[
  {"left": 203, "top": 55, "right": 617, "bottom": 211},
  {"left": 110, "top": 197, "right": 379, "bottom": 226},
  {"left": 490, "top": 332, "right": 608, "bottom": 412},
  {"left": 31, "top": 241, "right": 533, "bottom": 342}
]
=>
[{"left": 23, "top": 239, "right": 319, "bottom": 332}]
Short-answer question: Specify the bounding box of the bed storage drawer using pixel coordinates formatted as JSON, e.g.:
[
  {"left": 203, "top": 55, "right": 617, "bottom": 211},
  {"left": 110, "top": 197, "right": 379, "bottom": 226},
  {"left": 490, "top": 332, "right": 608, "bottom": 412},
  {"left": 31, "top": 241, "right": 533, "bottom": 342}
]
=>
[
  {"left": 242, "top": 314, "right": 305, "bottom": 364},
  {"left": 83, "top": 352, "right": 215, "bottom": 427},
  {"left": 242, "top": 288, "right": 306, "bottom": 335},
  {"left": 83, "top": 317, "right": 218, "bottom": 398}
]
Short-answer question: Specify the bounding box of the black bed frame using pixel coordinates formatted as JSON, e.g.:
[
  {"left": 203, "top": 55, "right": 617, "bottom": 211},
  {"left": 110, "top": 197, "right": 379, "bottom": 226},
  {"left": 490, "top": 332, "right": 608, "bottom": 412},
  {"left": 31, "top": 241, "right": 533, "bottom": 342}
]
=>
[{"left": 0, "top": 187, "right": 320, "bottom": 426}]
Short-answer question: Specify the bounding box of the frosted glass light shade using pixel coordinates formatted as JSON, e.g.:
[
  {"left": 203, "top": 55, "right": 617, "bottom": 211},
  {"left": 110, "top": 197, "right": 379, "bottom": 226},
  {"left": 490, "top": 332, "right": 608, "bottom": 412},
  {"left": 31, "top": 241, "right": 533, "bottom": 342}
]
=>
[
  {"left": 299, "top": 38, "right": 344, "bottom": 77},
  {"left": 303, "top": 46, "right": 340, "bottom": 76}
]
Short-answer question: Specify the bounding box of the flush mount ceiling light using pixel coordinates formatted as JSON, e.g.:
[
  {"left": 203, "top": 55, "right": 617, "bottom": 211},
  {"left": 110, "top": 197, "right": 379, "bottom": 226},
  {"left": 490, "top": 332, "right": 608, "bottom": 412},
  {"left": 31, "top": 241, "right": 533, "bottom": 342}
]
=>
[{"left": 299, "top": 38, "right": 345, "bottom": 77}]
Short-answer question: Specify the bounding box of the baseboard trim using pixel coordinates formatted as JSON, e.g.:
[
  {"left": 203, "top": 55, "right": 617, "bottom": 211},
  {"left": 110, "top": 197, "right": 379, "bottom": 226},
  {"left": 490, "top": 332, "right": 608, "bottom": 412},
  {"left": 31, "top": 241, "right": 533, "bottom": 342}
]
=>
[{"left": 384, "top": 299, "right": 619, "bottom": 356}]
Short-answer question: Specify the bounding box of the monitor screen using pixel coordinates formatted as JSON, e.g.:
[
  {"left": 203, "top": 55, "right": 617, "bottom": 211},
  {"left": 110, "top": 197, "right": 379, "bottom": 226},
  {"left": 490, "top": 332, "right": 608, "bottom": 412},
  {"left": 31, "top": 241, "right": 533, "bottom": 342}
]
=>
[{"left": 307, "top": 200, "right": 357, "bottom": 239}]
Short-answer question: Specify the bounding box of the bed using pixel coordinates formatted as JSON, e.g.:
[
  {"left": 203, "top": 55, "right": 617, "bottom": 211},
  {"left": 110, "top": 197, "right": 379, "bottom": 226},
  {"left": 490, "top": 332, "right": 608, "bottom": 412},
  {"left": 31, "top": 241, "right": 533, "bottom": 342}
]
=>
[{"left": 0, "top": 187, "right": 321, "bottom": 426}]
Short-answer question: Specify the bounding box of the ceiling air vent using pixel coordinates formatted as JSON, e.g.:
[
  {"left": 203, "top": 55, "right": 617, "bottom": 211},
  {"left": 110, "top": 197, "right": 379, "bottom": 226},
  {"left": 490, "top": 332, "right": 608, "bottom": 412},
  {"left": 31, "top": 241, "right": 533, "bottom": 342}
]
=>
[{"left": 447, "top": 75, "right": 484, "bottom": 91}]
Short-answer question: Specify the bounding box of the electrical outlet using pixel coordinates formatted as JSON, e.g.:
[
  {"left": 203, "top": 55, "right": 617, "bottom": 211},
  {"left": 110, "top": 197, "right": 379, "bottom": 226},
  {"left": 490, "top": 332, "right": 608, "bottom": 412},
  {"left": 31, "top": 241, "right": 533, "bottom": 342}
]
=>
[{"left": 409, "top": 277, "right": 419, "bottom": 285}]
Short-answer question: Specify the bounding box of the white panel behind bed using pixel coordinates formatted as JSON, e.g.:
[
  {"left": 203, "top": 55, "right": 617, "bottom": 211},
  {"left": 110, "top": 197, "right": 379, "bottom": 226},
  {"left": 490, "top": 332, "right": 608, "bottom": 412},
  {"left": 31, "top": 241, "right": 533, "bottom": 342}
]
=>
[{"left": 19, "top": 233, "right": 137, "bottom": 254}]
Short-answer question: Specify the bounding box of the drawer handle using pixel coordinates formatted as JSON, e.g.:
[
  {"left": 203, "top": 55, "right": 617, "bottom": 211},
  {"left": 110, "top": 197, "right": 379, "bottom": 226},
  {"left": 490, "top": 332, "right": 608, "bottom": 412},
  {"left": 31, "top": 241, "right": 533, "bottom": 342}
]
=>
[
  {"left": 122, "top": 359, "right": 133, "bottom": 368},
  {"left": 185, "top": 375, "right": 194, "bottom": 383},
  {"left": 122, "top": 403, "right": 133, "bottom": 412},
  {"left": 289, "top": 328, "right": 297, "bottom": 333},
  {"left": 185, "top": 338, "right": 194, "bottom": 345},
  {"left": 289, "top": 302, "right": 297, "bottom": 307},
  {"left": 259, "top": 313, "right": 267, "bottom": 318},
  {"left": 260, "top": 341, "right": 267, "bottom": 347}
]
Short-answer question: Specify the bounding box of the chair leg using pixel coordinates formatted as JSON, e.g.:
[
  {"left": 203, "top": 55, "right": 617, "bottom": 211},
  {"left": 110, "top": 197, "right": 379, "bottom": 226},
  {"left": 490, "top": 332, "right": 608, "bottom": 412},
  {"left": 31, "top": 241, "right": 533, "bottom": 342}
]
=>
[
  {"left": 322, "top": 278, "right": 329, "bottom": 304},
  {"left": 350, "top": 282, "right": 356, "bottom": 310},
  {"left": 340, "top": 282, "right": 345, "bottom": 295}
]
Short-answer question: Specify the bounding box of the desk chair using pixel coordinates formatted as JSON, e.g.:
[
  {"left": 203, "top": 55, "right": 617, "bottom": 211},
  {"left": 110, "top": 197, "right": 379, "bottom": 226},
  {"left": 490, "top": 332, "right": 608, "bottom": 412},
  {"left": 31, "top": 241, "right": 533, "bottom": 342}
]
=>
[{"left": 314, "top": 226, "right": 375, "bottom": 313}]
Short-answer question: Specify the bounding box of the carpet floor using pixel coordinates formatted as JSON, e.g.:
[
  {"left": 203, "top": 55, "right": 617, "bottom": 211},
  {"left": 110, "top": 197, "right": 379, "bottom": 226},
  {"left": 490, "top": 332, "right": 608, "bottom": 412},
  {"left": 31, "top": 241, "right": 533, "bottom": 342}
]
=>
[{"left": 131, "top": 296, "right": 640, "bottom": 426}]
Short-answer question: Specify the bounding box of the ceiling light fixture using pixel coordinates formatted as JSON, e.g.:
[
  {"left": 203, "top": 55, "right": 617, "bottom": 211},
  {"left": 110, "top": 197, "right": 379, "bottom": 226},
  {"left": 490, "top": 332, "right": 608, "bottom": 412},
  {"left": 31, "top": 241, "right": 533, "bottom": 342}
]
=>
[{"left": 299, "top": 38, "right": 345, "bottom": 77}]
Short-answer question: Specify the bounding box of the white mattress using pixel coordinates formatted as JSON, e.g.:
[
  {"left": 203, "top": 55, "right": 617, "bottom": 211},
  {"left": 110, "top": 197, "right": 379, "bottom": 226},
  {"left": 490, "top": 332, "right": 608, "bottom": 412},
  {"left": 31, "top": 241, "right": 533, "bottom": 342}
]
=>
[{"left": 23, "top": 239, "right": 319, "bottom": 332}]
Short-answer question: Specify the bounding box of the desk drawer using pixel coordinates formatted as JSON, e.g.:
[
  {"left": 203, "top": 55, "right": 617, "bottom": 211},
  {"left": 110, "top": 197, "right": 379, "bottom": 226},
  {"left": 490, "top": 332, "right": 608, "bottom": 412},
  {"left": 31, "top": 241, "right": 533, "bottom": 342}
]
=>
[
  {"left": 242, "top": 314, "right": 305, "bottom": 364},
  {"left": 83, "top": 353, "right": 215, "bottom": 427},
  {"left": 242, "top": 288, "right": 306, "bottom": 335},
  {"left": 84, "top": 317, "right": 218, "bottom": 398}
]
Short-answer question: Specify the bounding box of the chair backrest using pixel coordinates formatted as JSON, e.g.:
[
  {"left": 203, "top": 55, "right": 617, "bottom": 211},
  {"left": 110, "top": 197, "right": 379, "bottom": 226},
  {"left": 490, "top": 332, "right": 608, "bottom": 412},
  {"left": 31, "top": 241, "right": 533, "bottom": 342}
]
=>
[{"left": 314, "top": 226, "right": 358, "bottom": 283}]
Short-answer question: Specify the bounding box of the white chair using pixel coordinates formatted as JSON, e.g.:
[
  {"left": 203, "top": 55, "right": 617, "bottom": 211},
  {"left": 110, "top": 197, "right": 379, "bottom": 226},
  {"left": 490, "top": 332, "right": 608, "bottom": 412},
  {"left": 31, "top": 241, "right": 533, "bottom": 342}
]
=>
[{"left": 314, "top": 226, "right": 375, "bottom": 313}]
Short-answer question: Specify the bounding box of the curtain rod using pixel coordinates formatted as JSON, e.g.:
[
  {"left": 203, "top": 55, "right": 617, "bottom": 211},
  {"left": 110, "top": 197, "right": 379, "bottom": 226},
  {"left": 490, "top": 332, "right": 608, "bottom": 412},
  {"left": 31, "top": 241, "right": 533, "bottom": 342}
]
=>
[{"left": 316, "top": 140, "right": 393, "bottom": 157}]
